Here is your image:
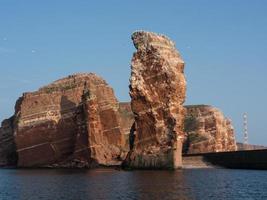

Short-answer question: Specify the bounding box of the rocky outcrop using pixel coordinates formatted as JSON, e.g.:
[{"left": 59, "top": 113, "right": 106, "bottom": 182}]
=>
[
  {"left": 9, "top": 73, "right": 126, "bottom": 167},
  {"left": 124, "top": 31, "right": 186, "bottom": 169},
  {"left": 0, "top": 117, "right": 17, "bottom": 166},
  {"left": 183, "top": 105, "right": 237, "bottom": 154}
]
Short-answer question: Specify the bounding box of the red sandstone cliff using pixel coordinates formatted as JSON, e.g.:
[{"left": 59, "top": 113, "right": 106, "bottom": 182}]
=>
[
  {"left": 1, "top": 73, "right": 127, "bottom": 167},
  {"left": 183, "top": 105, "right": 237, "bottom": 154},
  {"left": 124, "top": 31, "right": 187, "bottom": 169},
  {"left": 0, "top": 117, "right": 17, "bottom": 166}
]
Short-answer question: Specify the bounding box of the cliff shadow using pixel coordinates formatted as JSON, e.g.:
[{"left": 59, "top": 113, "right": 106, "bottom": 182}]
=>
[
  {"left": 129, "top": 122, "right": 136, "bottom": 150},
  {"left": 53, "top": 96, "right": 78, "bottom": 161}
]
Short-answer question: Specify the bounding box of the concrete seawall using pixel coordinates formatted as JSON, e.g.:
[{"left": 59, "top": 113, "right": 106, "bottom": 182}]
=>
[{"left": 182, "top": 149, "right": 267, "bottom": 170}]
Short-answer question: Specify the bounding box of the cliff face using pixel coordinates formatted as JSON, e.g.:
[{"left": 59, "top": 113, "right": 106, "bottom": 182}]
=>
[
  {"left": 11, "top": 73, "right": 125, "bottom": 167},
  {"left": 183, "top": 105, "right": 237, "bottom": 154},
  {"left": 124, "top": 31, "right": 186, "bottom": 169},
  {"left": 0, "top": 117, "right": 17, "bottom": 166}
]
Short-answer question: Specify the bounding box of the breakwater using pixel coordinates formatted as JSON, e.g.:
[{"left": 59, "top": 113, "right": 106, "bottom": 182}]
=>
[{"left": 183, "top": 149, "right": 267, "bottom": 169}]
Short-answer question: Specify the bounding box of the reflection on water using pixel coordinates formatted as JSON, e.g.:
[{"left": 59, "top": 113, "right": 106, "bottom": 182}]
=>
[{"left": 1, "top": 168, "right": 267, "bottom": 200}]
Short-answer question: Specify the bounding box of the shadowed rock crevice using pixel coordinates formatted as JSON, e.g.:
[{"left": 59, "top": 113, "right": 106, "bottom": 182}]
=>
[
  {"left": 50, "top": 96, "right": 78, "bottom": 163},
  {"left": 129, "top": 122, "right": 136, "bottom": 150}
]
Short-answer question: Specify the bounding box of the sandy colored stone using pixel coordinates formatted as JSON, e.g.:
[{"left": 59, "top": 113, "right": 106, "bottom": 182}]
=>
[
  {"left": 124, "top": 31, "right": 186, "bottom": 169},
  {"left": 183, "top": 105, "right": 237, "bottom": 154}
]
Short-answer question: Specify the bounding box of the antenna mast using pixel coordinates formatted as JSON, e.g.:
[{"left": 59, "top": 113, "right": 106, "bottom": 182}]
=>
[{"left": 243, "top": 113, "right": 248, "bottom": 144}]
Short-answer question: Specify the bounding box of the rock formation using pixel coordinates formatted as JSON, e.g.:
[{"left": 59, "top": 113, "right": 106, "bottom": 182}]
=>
[
  {"left": 0, "top": 73, "right": 127, "bottom": 167},
  {"left": 183, "top": 105, "right": 237, "bottom": 154},
  {"left": 124, "top": 31, "right": 187, "bottom": 169},
  {"left": 0, "top": 31, "right": 239, "bottom": 169},
  {"left": 0, "top": 117, "right": 17, "bottom": 166},
  {"left": 117, "top": 103, "right": 237, "bottom": 155}
]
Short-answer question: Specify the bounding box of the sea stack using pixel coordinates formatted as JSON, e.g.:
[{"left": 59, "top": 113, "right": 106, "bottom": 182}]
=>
[{"left": 125, "top": 31, "right": 186, "bottom": 169}]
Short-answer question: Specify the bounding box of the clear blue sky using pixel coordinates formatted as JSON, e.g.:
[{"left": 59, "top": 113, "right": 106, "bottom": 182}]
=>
[{"left": 0, "top": 0, "right": 267, "bottom": 145}]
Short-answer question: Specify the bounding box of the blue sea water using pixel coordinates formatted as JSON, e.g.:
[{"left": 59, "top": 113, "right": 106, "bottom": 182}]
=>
[{"left": 0, "top": 168, "right": 267, "bottom": 200}]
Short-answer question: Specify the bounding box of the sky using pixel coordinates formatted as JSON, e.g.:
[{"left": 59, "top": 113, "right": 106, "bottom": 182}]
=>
[{"left": 0, "top": 0, "right": 267, "bottom": 145}]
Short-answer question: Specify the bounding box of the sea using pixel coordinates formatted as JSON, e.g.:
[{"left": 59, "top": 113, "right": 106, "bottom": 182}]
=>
[{"left": 0, "top": 168, "right": 267, "bottom": 200}]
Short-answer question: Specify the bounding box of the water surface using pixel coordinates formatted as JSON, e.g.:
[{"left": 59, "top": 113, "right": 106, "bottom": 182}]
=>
[{"left": 0, "top": 168, "right": 267, "bottom": 200}]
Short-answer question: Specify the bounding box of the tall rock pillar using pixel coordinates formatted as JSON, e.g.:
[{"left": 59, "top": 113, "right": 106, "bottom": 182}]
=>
[{"left": 126, "top": 31, "right": 186, "bottom": 169}]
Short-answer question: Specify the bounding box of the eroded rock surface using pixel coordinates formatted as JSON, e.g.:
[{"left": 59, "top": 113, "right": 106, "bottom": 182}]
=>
[
  {"left": 0, "top": 117, "right": 17, "bottom": 166},
  {"left": 12, "top": 73, "right": 125, "bottom": 167},
  {"left": 124, "top": 31, "right": 186, "bottom": 169},
  {"left": 183, "top": 105, "right": 237, "bottom": 154}
]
